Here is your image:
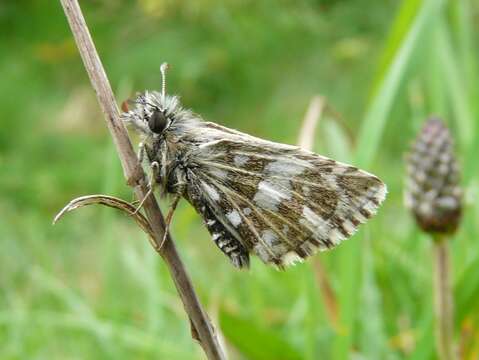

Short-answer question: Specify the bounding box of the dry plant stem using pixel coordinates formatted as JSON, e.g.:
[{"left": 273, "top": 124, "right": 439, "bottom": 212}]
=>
[
  {"left": 59, "top": 1, "right": 225, "bottom": 358},
  {"left": 297, "top": 96, "right": 325, "bottom": 151},
  {"left": 53, "top": 195, "right": 154, "bottom": 237},
  {"left": 297, "top": 96, "right": 339, "bottom": 327},
  {"left": 433, "top": 235, "right": 456, "bottom": 360}
]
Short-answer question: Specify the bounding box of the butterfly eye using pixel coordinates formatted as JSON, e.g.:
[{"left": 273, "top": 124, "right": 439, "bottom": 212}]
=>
[{"left": 148, "top": 109, "right": 169, "bottom": 134}]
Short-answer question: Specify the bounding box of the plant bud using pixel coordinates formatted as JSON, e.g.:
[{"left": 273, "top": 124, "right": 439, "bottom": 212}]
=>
[{"left": 404, "top": 118, "right": 462, "bottom": 234}]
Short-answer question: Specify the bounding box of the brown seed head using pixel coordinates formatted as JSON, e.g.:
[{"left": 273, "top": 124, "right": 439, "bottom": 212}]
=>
[{"left": 404, "top": 118, "right": 462, "bottom": 234}]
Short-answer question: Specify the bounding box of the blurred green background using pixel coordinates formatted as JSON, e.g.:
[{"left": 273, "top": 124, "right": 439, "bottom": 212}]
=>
[{"left": 1, "top": 0, "right": 478, "bottom": 359}]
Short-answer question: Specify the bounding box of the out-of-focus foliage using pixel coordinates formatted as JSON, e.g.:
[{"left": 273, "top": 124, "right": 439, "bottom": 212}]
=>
[{"left": 0, "top": 0, "right": 478, "bottom": 359}]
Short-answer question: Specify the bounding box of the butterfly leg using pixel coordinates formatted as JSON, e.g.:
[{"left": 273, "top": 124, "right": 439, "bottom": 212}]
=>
[
  {"left": 158, "top": 194, "right": 181, "bottom": 250},
  {"left": 133, "top": 161, "right": 160, "bottom": 214}
]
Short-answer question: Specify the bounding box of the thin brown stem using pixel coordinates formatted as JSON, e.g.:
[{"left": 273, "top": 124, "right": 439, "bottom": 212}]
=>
[
  {"left": 432, "top": 235, "right": 456, "bottom": 360},
  {"left": 297, "top": 96, "right": 339, "bottom": 328},
  {"left": 59, "top": 1, "right": 225, "bottom": 358}
]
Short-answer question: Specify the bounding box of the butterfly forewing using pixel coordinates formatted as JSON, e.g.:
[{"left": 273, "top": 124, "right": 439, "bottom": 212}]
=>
[{"left": 188, "top": 123, "right": 386, "bottom": 267}]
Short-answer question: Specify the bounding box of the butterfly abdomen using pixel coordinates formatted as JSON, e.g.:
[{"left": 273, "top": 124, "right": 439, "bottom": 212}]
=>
[{"left": 184, "top": 177, "right": 250, "bottom": 268}]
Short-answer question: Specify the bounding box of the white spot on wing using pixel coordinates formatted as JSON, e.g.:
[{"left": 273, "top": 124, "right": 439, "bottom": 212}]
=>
[
  {"left": 254, "top": 244, "right": 271, "bottom": 262},
  {"left": 281, "top": 251, "right": 303, "bottom": 266},
  {"left": 343, "top": 219, "right": 355, "bottom": 234},
  {"left": 363, "top": 200, "right": 377, "bottom": 214},
  {"left": 243, "top": 207, "right": 252, "bottom": 215},
  {"left": 261, "top": 230, "right": 278, "bottom": 246},
  {"left": 209, "top": 167, "right": 228, "bottom": 179},
  {"left": 253, "top": 181, "right": 290, "bottom": 211},
  {"left": 233, "top": 155, "right": 249, "bottom": 167},
  {"left": 376, "top": 183, "right": 388, "bottom": 203},
  {"left": 218, "top": 239, "right": 228, "bottom": 248},
  {"left": 201, "top": 181, "right": 220, "bottom": 201},
  {"left": 302, "top": 206, "right": 329, "bottom": 233},
  {"left": 328, "top": 228, "right": 344, "bottom": 245},
  {"left": 321, "top": 174, "right": 338, "bottom": 189},
  {"left": 300, "top": 241, "right": 314, "bottom": 254},
  {"left": 226, "top": 210, "right": 242, "bottom": 227},
  {"left": 224, "top": 245, "right": 237, "bottom": 252},
  {"left": 265, "top": 159, "right": 308, "bottom": 176},
  {"left": 302, "top": 185, "right": 311, "bottom": 196},
  {"left": 332, "top": 166, "right": 348, "bottom": 175},
  {"left": 354, "top": 212, "right": 368, "bottom": 223}
]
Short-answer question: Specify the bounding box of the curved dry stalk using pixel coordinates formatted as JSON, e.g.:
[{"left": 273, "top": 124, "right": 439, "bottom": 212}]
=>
[
  {"left": 58, "top": 0, "right": 225, "bottom": 358},
  {"left": 297, "top": 95, "right": 339, "bottom": 328},
  {"left": 53, "top": 194, "right": 158, "bottom": 248}
]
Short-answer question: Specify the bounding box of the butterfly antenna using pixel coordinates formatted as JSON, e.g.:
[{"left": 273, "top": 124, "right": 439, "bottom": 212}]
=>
[{"left": 160, "top": 62, "right": 170, "bottom": 98}]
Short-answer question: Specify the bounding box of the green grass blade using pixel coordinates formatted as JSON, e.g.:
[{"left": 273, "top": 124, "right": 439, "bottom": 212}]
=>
[
  {"left": 436, "top": 21, "right": 475, "bottom": 152},
  {"left": 355, "top": 0, "right": 446, "bottom": 168},
  {"left": 219, "top": 310, "right": 302, "bottom": 360},
  {"left": 358, "top": 235, "right": 390, "bottom": 358},
  {"left": 369, "top": 0, "right": 422, "bottom": 100},
  {"left": 448, "top": 0, "right": 479, "bottom": 182}
]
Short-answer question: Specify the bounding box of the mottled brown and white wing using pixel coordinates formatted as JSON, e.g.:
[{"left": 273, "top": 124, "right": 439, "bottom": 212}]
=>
[{"left": 186, "top": 123, "right": 386, "bottom": 268}]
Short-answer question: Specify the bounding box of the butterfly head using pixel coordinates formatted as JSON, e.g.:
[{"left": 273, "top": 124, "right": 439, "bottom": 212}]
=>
[
  {"left": 147, "top": 107, "right": 169, "bottom": 134},
  {"left": 121, "top": 92, "right": 176, "bottom": 137},
  {"left": 121, "top": 63, "right": 182, "bottom": 138}
]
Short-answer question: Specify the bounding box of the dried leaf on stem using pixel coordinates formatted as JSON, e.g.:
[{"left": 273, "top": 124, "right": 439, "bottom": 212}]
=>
[{"left": 53, "top": 194, "right": 156, "bottom": 244}]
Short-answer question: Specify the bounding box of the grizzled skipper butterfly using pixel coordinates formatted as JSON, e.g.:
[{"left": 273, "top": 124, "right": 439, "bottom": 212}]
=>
[{"left": 121, "top": 64, "right": 386, "bottom": 269}]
